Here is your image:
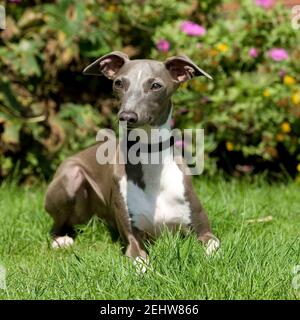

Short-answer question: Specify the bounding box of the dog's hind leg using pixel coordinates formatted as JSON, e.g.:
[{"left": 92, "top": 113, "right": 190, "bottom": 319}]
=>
[{"left": 45, "top": 162, "right": 92, "bottom": 249}]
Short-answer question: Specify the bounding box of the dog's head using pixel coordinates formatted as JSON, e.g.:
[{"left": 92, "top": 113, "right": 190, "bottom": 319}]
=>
[{"left": 83, "top": 51, "right": 212, "bottom": 128}]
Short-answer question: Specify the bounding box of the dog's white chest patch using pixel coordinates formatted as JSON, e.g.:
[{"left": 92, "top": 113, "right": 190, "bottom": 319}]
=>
[{"left": 119, "top": 160, "right": 191, "bottom": 236}]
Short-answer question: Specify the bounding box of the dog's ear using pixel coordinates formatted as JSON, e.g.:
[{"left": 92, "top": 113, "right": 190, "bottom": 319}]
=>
[
  {"left": 83, "top": 51, "right": 129, "bottom": 79},
  {"left": 164, "top": 55, "right": 212, "bottom": 83}
]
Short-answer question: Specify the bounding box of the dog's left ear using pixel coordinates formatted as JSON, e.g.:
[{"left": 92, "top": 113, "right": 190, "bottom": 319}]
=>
[
  {"left": 164, "top": 55, "right": 212, "bottom": 83},
  {"left": 83, "top": 51, "right": 129, "bottom": 79}
]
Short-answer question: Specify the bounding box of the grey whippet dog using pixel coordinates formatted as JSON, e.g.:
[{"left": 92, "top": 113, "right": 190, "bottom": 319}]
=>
[{"left": 45, "top": 51, "right": 220, "bottom": 269}]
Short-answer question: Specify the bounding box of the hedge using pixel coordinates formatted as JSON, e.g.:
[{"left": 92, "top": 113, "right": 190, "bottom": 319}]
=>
[{"left": 0, "top": 0, "right": 299, "bottom": 182}]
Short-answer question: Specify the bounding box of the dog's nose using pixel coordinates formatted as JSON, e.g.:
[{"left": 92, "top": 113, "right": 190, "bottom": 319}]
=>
[{"left": 119, "top": 111, "right": 138, "bottom": 125}]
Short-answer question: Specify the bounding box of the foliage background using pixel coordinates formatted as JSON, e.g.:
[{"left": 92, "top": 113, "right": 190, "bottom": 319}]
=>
[{"left": 0, "top": 0, "right": 299, "bottom": 182}]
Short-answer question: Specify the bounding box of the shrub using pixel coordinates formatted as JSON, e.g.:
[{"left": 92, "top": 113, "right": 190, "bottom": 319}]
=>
[
  {"left": 0, "top": 0, "right": 299, "bottom": 181},
  {"left": 152, "top": 0, "right": 300, "bottom": 177}
]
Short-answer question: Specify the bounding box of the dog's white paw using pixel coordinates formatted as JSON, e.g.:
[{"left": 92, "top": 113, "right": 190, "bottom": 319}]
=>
[
  {"left": 133, "top": 256, "right": 149, "bottom": 274},
  {"left": 52, "top": 236, "right": 74, "bottom": 249},
  {"left": 205, "top": 237, "right": 220, "bottom": 256}
]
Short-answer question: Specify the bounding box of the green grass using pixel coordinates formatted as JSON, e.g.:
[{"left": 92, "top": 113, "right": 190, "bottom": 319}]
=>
[{"left": 0, "top": 178, "right": 300, "bottom": 300}]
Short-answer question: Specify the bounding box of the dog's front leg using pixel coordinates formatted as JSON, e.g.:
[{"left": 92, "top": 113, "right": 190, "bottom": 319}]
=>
[
  {"left": 125, "top": 230, "right": 149, "bottom": 274},
  {"left": 111, "top": 176, "right": 148, "bottom": 272},
  {"left": 184, "top": 176, "right": 220, "bottom": 256},
  {"left": 125, "top": 230, "right": 147, "bottom": 260},
  {"left": 194, "top": 213, "right": 220, "bottom": 257}
]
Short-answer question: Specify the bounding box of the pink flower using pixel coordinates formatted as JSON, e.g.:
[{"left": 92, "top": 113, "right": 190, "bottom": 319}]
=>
[
  {"left": 268, "top": 48, "right": 289, "bottom": 61},
  {"left": 177, "top": 107, "right": 189, "bottom": 115},
  {"left": 236, "top": 164, "right": 254, "bottom": 173},
  {"left": 170, "top": 118, "right": 175, "bottom": 128},
  {"left": 249, "top": 47, "right": 258, "bottom": 58},
  {"left": 8, "top": 0, "right": 22, "bottom": 3},
  {"left": 201, "top": 96, "right": 211, "bottom": 103},
  {"left": 156, "top": 39, "right": 170, "bottom": 53},
  {"left": 175, "top": 140, "right": 187, "bottom": 149},
  {"left": 180, "top": 21, "right": 206, "bottom": 37},
  {"left": 279, "top": 69, "right": 286, "bottom": 78},
  {"left": 255, "top": 0, "right": 274, "bottom": 8}
]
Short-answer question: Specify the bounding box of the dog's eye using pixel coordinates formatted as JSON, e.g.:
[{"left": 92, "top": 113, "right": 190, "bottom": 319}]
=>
[
  {"left": 114, "top": 79, "right": 123, "bottom": 88},
  {"left": 151, "top": 82, "right": 162, "bottom": 90}
]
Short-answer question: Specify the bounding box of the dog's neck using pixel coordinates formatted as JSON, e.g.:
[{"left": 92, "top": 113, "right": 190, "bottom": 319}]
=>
[
  {"left": 120, "top": 108, "right": 174, "bottom": 190},
  {"left": 118, "top": 106, "right": 174, "bottom": 186}
]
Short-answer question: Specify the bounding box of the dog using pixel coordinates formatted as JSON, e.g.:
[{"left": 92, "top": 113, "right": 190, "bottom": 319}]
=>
[{"left": 44, "top": 51, "right": 220, "bottom": 270}]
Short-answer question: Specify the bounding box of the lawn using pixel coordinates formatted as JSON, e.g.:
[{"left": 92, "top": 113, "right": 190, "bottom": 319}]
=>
[{"left": 0, "top": 177, "right": 299, "bottom": 300}]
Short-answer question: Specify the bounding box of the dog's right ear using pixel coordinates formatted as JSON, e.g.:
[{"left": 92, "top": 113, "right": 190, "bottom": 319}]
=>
[
  {"left": 83, "top": 51, "right": 129, "bottom": 79},
  {"left": 164, "top": 55, "right": 212, "bottom": 83}
]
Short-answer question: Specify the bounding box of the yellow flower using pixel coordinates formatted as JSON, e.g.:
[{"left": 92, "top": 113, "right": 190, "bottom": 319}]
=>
[
  {"left": 209, "top": 49, "right": 218, "bottom": 57},
  {"left": 191, "top": 79, "right": 207, "bottom": 92},
  {"left": 292, "top": 92, "right": 300, "bottom": 105},
  {"left": 216, "top": 43, "right": 229, "bottom": 53},
  {"left": 283, "top": 75, "right": 296, "bottom": 86},
  {"left": 276, "top": 134, "right": 285, "bottom": 142},
  {"left": 107, "top": 5, "right": 118, "bottom": 12},
  {"left": 297, "top": 164, "right": 300, "bottom": 172},
  {"left": 58, "top": 31, "right": 66, "bottom": 45},
  {"left": 281, "top": 122, "right": 291, "bottom": 133},
  {"left": 180, "top": 82, "right": 188, "bottom": 89},
  {"left": 263, "top": 89, "right": 271, "bottom": 97},
  {"left": 226, "top": 141, "right": 234, "bottom": 151},
  {"left": 61, "top": 47, "right": 73, "bottom": 64}
]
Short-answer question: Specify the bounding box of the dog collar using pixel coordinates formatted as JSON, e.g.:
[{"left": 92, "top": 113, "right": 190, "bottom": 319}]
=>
[{"left": 126, "top": 136, "right": 175, "bottom": 153}]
